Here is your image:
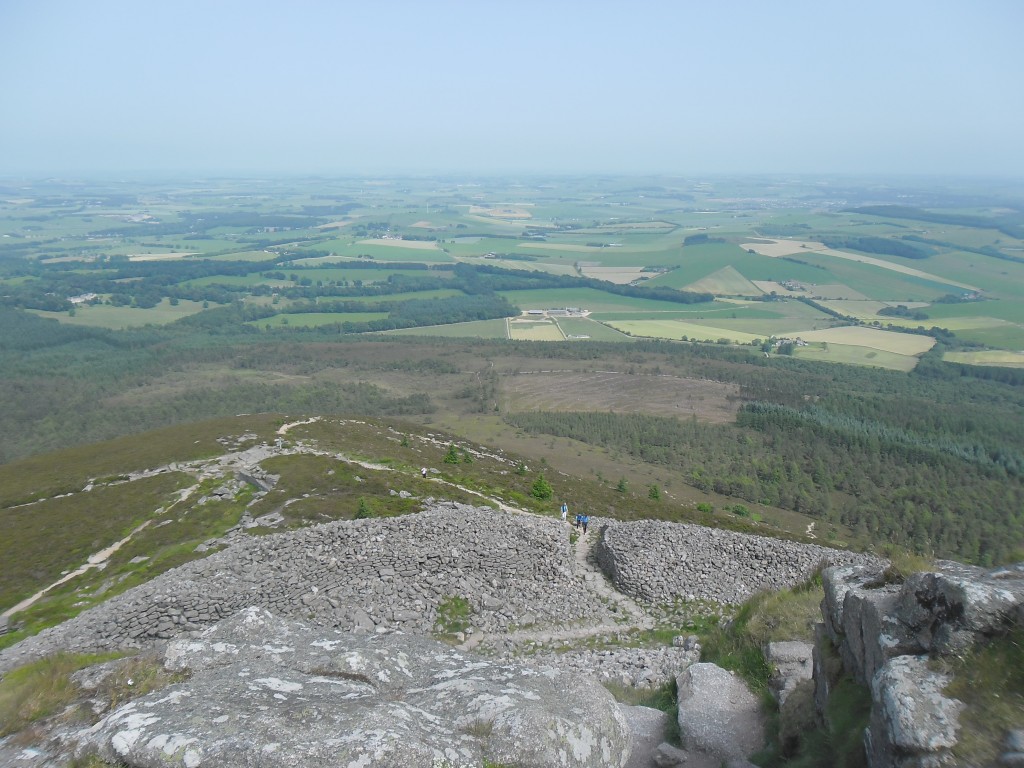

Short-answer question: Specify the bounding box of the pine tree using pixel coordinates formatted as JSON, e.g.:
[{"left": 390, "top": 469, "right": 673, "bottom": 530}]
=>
[
  {"left": 531, "top": 473, "right": 553, "bottom": 500},
  {"left": 355, "top": 497, "right": 374, "bottom": 519}
]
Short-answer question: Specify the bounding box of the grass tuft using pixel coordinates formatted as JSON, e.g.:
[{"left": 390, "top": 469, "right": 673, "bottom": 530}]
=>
[
  {"left": 0, "top": 652, "right": 120, "bottom": 736},
  {"left": 943, "top": 626, "right": 1024, "bottom": 766},
  {"left": 603, "top": 677, "right": 681, "bottom": 745},
  {"left": 433, "top": 595, "right": 473, "bottom": 643}
]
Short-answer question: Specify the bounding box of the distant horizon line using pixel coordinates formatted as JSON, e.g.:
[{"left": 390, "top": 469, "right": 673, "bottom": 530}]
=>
[{"left": 2, "top": 170, "right": 1023, "bottom": 183}]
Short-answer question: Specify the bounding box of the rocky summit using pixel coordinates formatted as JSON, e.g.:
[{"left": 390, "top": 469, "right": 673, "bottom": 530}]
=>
[
  {"left": 77, "top": 607, "right": 632, "bottom": 768},
  {"left": 11, "top": 501, "right": 1009, "bottom": 768}
]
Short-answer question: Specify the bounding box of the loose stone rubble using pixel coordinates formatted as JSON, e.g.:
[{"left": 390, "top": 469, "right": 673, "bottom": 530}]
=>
[
  {"left": 0, "top": 503, "right": 606, "bottom": 674},
  {"left": 0, "top": 504, "right": 870, "bottom": 676},
  {"left": 595, "top": 519, "right": 878, "bottom": 605}
]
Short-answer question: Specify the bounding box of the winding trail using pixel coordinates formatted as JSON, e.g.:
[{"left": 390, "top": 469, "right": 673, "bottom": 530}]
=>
[{"left": 5, "top": 418, "right": 657, "bottom": 650}]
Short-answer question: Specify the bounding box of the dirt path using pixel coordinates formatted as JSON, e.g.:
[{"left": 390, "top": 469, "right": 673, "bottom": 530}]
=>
[{"left": 1, "top": 484, "right": 200, "bottom": 619}]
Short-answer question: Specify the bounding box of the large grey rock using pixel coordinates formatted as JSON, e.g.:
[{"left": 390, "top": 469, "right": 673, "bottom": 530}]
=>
[
  {"left": 651, "top": 742, "right": 689, "bottom": 767},
  {"left": 866, "top": 655, "right": 963, "bottom": 768},
  {"left": 78, "top": 608, "right": 632, "bottom": 768},
  {"left": 821, "top": 565, "right": 925, "bottom": 686},
  {"left": 901, "top": 562, "right": 1024, "bottom": 654},
  {"left": 676, "top": 663, "right": 765, "bottom": 760},
  {"left": 848, "top": 585, "right": 923, "bottom": 686},
  {"left": 765, "top": 640, "right": 813, "bottom": 705},
  {"left": 620, "top": 705, "right": 669, "bottom": 768},
  {"left": 821, "top": 563, "right": 885, "bottom": 641}
]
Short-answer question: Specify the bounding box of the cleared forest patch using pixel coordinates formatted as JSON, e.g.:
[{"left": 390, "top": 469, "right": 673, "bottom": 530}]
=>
[{"left": 501, "top": 371, "right": 741, "bottom": 424}]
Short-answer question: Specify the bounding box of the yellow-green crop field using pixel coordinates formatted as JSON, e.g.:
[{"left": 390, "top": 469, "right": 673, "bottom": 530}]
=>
[
  {"left": 684, "top": 266, "right": 763, "bottom": 296},
  {"left": 795, "top": 326, "right": 936, "bottom": 355},
  {"left": 794, "top": 343, "right": 920, "bottom": 371},
  {"left": 944, "top": 350, "right": 1024, "bottom": 367},
  {"left": 605, "top": 319, "right": 763, "bottom": 344},
  {"left": 508, "top": 320, "right": 565, "bottom": 341},
  {"left": 881, "top": 315, "right": 1011, "bottom": 331}
]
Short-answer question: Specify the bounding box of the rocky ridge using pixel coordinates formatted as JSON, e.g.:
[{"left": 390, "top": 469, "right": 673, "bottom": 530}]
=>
[{"left": 819, "top": 561, "right": 1024, "bottom": 768}]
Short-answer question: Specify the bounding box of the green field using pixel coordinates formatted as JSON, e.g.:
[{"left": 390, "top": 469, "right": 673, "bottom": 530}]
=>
[
  {"left": 499, "top": 287, "right": 718, "bottom": 314},
  {"left": 207, "top": 249, "right": 283, "bottom": 262},
  {"left": 316, "top": 241, "right": 456, "bottom": 263},
  {"left": 30, "top": 299, "right": 214, "bottom": 329},
  {"left": 184, "top": 274, "right": 292, "bottom": 289},
  {"left": 251, "top": 312, "right": 390, "bottom": 328},
  {"left": 341, "top": 288, "right": 465, "bottom": 302},
  {"left": 554, "top": 317, "right": 633, "bottom": 341}
]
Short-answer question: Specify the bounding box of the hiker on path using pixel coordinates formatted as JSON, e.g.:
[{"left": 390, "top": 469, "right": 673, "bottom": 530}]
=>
[
  {"left": 575, "top": 513, "right": 582, "bottom": 529},
  {"left": 581, "top": 514, "right": 589, "bottom": 534},
  {"left": 560, "top": 501, "right": 568, "bottom": 523}
]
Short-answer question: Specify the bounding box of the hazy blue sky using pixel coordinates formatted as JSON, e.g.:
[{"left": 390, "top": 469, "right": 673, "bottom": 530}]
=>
[{"left": 1, "top": 0, "right": 1021, "bottom": 177}]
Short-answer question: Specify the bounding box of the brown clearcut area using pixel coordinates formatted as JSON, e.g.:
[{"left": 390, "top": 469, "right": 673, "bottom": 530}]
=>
[{"left": 500, "top": 371, "right": 741, "bottom": 424}]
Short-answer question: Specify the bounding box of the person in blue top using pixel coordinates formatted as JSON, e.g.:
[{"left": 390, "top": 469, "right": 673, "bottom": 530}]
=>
[
  {"left": 581, "top": 514, "right": 590, "bottom": 534},
  {"left": 560, "top": 501, "right": 568, "bottom": 523}
]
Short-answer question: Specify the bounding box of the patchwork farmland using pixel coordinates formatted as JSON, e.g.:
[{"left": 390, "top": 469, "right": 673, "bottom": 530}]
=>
[{"left": 3, "top": 175, "right": 1023, "bottom": 372}]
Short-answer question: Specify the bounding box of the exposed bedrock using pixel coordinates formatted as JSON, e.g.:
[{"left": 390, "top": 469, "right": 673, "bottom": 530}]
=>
[{"left": 77, "top": 607, "right": 632, "bottom": 768}]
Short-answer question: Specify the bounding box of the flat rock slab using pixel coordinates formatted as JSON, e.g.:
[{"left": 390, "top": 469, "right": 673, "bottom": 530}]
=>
[
  {"left": 676, "top": 663, "right": 765, "bottom": 760},
  {"left": 78, "top": 608, "right": 632, "bottom": 768}
]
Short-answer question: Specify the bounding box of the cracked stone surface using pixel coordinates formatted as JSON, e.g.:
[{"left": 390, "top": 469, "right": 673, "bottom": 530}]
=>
[{"left": 77, "top": 608, "right": 633, "bottom": 768}]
